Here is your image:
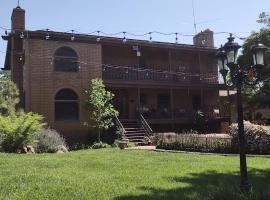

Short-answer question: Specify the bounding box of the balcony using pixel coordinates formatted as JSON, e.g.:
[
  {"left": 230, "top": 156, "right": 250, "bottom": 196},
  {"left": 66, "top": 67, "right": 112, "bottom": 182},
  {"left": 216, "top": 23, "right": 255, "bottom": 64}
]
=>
[{"left": 102, "top": 66, "right": 218, "bottom": 85}]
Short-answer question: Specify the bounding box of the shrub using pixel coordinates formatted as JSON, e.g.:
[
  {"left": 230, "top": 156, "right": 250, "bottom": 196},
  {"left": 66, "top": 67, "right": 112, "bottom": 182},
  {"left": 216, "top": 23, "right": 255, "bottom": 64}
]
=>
[
  {"left": 91, "top": 142, "right": 111, "bottom": 149},
  {"left": 157, "top": 131, "right": 233, "bottom": 153},
  {"left": 70, "top": 143, "right": 92, "bottom": 151},
  {"left": 0, "top": 112, "right": 45, "bottom": 152},
  {"left": 36, "top": 128, "right": 68, "bottom": 153},
  {"left": 229, "top": 121, "right": 270, "bottom": 154}
]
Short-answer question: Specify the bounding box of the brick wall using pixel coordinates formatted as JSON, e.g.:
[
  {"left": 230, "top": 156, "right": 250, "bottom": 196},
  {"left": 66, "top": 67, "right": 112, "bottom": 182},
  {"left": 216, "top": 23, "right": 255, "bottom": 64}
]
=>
[{"left": 23, "top": 38, "right": 102, "bottom": 142}]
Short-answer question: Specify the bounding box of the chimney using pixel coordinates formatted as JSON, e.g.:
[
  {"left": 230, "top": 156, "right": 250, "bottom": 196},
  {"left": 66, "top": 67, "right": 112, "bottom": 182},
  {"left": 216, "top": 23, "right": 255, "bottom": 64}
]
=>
[
  {"left": 10, "top": 6, "right": 25, "bottom": 108},
  {"left": 11, "top": 6, "right": 25, "bottom": 31},
  {"left": 193, "top": 29, "right": 214, "bottom": 47}
]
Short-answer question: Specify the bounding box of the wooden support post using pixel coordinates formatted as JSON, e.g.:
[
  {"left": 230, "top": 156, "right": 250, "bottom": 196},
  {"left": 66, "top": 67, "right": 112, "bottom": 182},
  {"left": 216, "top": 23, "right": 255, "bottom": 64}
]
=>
[
  {"left": 138, "top": 87, "right": 141, "bottom": 117},
  {"left": 170, "top": 88, "right": 175, "bottom": 131}
]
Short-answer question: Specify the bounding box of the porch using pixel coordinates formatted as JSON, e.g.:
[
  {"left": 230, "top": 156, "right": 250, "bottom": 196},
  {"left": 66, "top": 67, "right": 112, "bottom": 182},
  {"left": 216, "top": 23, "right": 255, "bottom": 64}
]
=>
[{"left": 109, "top": 87, "right": 229, "bottom": 132}]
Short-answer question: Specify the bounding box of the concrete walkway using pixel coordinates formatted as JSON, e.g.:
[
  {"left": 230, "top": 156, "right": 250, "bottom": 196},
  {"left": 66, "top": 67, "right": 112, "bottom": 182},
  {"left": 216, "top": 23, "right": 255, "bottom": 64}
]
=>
[{"left": 127, "top": 146, "right": 156, "bottom": 150}]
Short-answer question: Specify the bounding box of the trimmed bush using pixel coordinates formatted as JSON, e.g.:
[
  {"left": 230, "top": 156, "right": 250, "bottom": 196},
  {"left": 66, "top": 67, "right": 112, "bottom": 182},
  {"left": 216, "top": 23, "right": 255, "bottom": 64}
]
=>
[
  {"left": 36, "top": 128, "right": 68, "bottom": 153},
  {"left": 0, "top": 112, "right": 45, "bottom": 152},
  {"left": 229, "top": 121, "right": 270, "bottom": 154}
]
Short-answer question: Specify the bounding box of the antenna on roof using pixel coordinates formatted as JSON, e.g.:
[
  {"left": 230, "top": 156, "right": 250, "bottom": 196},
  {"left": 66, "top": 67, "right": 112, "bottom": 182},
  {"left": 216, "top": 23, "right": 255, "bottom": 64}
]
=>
[
  {"left": 192, "top": 0, "right": 197, "bottom": 34},
  {"left": 17, "top": 0, "right": 21, "bottom": 7}
]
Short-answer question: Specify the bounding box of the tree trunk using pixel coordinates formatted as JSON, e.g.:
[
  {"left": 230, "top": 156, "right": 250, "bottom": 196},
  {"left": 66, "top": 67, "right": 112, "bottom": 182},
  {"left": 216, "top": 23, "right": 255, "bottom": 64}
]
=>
[{"left": 98, "top": 128, "right": 101, "bottom": 143}]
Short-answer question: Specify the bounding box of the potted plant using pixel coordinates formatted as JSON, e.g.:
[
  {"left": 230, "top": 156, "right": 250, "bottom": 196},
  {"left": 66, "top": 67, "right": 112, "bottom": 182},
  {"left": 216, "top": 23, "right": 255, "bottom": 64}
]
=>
[{"left": 116, "top": 128, "right": 129, "bottom": 149}]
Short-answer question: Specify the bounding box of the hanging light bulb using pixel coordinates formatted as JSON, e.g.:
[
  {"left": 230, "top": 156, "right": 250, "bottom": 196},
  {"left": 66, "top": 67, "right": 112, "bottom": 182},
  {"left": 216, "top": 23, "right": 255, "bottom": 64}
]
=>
[
  {"left": 123, "top": 32, "right": 127, "bottom": 43},
  {"left": 71, "top": 30, "right": 75, "bottom": 41},
  {"left": 20, "top": 32, "right": 24, "bottom": 39},
  {"left": 149, "top": 32, "right": 152, "bottom": 42},
  {"left": 102, "top": 66, "right": 106, "bottom": 71},
  {"left": 175, "top": 33, "right": 178, "bottom": 43},
  {"left": 45, "top": 29, "right": 50, "bottom": 40},
  {"left": 96, "top": 31, "right": 101, "bottom": 42},
  {"left": 125, "top": 68, "right": 129, "bottom": 74}
]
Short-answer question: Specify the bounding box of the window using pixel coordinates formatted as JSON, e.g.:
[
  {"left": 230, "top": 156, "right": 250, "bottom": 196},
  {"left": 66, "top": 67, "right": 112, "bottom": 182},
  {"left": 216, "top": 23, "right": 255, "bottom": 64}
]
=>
[
  {"left": 55, "top": 89, "right": 79, "bottom": 121},
  {"left": 54, "top": 47, "right": 79, "bottom": 72},
  {"left": 139, "top": 57, "right": 146, "bottom": 68}
]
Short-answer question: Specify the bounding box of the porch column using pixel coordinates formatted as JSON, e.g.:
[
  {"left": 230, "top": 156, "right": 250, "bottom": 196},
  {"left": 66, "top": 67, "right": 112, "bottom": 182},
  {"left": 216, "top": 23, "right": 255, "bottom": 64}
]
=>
[{"left": 170, "top": 88, "right": 175, "bottom": 130}]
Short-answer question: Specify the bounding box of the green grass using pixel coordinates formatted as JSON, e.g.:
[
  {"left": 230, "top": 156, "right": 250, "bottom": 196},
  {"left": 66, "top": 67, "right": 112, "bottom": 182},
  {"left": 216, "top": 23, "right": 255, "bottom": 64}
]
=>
[{"left": 0, "top": 149, "right": 270, "bottom": 200}]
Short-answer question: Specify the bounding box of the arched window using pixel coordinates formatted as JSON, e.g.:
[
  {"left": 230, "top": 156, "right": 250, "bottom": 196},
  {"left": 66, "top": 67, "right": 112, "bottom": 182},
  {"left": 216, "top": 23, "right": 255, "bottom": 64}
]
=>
[
  {"left": 55, "top": 89, "right": 79, "bottom": 120},
  {"left": 54, "top": 47, "right": 79, "bottom": 72}
]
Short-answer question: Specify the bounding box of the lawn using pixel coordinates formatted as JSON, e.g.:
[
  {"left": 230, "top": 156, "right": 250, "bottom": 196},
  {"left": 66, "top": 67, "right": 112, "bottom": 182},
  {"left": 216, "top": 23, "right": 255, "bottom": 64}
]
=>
[{"left": 0, "top": 149, "right": 269, "bottom": 200}]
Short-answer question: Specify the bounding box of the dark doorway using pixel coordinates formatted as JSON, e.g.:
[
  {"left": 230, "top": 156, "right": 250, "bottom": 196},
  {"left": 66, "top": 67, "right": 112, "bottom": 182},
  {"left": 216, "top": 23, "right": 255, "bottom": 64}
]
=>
[{"left": 192, "top": 94, "right": 201, "bottom": 110}]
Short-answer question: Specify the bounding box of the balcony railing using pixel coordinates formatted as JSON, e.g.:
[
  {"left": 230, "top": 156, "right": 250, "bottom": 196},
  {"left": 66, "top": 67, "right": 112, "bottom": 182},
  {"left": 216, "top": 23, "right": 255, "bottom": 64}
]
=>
[{"left": 102, "top": 66, "right": 218, "bottom": 84}]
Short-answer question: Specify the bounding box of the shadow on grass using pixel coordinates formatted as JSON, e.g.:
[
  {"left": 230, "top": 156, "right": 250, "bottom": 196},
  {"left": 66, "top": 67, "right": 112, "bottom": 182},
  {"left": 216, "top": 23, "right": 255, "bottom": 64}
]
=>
[{"left": 115, "top": 169, "right": 270, "bottom": 200}]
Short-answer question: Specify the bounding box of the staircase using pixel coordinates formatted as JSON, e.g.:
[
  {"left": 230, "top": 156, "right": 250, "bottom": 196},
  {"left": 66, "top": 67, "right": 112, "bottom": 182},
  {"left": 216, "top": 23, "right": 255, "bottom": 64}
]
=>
[{"left": 121, "top": 119, "right": 147, "bottom": 145}]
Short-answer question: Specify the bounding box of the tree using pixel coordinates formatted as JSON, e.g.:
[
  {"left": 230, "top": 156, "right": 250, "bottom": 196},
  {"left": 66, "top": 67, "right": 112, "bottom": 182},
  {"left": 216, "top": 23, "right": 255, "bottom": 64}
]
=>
[
  {"left": 257, "top": 12, "right": 270, "bottom": 27},
  {"left": 0, "top": 70, "right": 19, "bottom": 115},
  {"left": 237, "top": 13, "right": 270, "bottom": 121},
  {"left": 86, "top": 78, "right": 118, "bottom": 143}
]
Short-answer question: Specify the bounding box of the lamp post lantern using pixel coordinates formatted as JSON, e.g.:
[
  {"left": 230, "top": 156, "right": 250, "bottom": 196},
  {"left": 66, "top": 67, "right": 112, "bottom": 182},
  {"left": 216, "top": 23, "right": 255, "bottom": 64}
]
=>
[{"left": 216, "top": 34, "right": 267, "bottom": 192}]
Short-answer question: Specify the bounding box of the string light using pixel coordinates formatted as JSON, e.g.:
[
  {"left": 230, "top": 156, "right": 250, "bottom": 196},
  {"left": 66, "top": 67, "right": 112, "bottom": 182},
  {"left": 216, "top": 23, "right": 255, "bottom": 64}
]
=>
[
  {"left": 175, "top": 33, "right": 178, "bottom": 43},
  {"left": 149, "top": 32, "right": 152, "bottom": 42},
  {"left": 122, "top": 32, "right": 127, "bottom": 43},
  {"left": 20, "top": 32, "right": 24, "bottom": 39},
  {"left": 71, "top": 30, "right": 75, "bottom": 41},
  {"left": 96, "top": 31, "right": 101, "bottom": 42},
  {"left": 45, "top": 29, "right": 50, "bottom": 40}
]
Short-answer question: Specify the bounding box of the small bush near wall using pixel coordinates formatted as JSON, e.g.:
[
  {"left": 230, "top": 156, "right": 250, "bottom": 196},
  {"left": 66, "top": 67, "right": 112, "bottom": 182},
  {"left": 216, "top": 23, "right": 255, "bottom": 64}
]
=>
[
  {"left": 230, "top": 121, "right": 270, "bottom": 154},
  {"left": 36, "top": 128, "right": 68, "bottom": 153},
  {"left": 0, "top": 112, "right": 45, "bottom": 152},
  {"left": 156, "top": 131, "right": 235, "bottom": 153}
]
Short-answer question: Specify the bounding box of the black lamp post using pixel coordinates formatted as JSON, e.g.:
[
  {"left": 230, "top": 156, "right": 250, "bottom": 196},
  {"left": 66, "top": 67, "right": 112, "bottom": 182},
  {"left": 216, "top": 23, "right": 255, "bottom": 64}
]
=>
[{"left": 216, "top": 34, "right": 267, "bottom": 192}]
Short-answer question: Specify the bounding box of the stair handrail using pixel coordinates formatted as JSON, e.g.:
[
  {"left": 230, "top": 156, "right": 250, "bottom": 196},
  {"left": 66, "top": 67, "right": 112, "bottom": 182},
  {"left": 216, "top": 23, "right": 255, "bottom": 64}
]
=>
[
  {"left": 115, "top": 115, "right": 126, "bottom": 134},
  {"left": 140, "top": 114, "right": 153, "bottom": 136}
]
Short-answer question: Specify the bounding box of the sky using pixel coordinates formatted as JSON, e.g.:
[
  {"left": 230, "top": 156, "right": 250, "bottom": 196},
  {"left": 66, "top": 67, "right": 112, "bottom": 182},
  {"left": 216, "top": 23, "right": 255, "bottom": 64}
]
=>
[{"left": 0, "top": 0, "right": 269, "bottom": 67}]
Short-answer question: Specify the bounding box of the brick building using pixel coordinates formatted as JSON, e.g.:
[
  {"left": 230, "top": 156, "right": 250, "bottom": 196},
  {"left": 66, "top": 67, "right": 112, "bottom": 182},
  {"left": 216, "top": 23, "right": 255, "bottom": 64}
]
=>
[{"left": 2, "top": 6, "right": 228, "bottom": 143}]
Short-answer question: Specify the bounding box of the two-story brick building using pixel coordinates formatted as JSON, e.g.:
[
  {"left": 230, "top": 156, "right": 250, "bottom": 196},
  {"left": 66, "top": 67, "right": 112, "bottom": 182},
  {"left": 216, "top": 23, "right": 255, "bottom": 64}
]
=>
[{"left": 2, "top": 6, "right": 228, "bottom": 143}]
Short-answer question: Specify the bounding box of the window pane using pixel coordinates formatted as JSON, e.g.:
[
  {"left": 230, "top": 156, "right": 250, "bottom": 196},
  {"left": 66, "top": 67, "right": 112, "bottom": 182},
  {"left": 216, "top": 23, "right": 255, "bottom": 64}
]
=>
[
  {"left": 55, "top": 102, "right": 78, "bottom": 120},
  {"left": 54, "top": 47, "right": 78, "bottom": 72}
]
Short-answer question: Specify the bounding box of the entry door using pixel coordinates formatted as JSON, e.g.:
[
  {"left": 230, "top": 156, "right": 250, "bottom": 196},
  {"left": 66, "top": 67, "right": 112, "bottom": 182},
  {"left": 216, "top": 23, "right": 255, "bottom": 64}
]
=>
[{"left": 114, "top": 90, "right": 129, "bottom": 119}]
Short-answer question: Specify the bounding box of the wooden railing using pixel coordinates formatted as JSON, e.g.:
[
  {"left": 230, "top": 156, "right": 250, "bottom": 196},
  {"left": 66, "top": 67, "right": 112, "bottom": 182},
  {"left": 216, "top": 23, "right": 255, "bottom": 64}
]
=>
[
  {"left": 140, "top": 106, "right": 229, "bottom": 120},
  {"left": 102, "top": 67, "right": 218, "bottom": 84},
  {"left": 140, "top": 114, "right": 153, "bottom": 136}
]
